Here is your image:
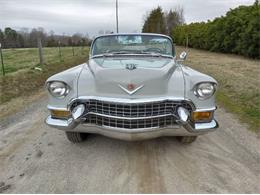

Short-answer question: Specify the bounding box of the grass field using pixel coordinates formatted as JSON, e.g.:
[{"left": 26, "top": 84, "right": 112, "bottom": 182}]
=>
[
  {"left": 0, "top": 46, "right": 88, "bottom": 74},
  {"left": 0, "top": 47, "right": 89, "bottom": 104},
  {"left": 176, "top": 46, "right": 260, "bottom": 132}
]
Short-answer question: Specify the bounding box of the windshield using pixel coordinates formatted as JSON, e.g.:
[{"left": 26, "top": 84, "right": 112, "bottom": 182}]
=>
[{"left": 91, "top": 35, "right": 174, "bottom": 57}]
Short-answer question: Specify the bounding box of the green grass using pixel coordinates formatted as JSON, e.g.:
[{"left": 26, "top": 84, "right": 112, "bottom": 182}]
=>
[
  {"left": 0, "top": 47, "right": 88, "bottom": 75},
  {"left": 0, "top": 47, "right": 89, "bottom": 104},
  {"left": 216, "top": 90, "right": 260, "bottom": 131},
  {"left": 176, "top": 46, "right": 260, "bottom": 132}
]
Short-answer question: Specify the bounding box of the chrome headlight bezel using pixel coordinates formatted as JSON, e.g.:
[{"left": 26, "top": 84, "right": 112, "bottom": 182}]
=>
[
  {"left": 47, "top": 81, "right": 70, "bottom": 98},
  {"left": 193, "top": 82, "right": 216, "bottom": 100}
]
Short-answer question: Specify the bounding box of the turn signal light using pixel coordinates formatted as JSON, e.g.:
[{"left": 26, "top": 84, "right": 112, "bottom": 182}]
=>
[
  {"left": 192, "top": 111, "right": 213, "bottom": 122},
  {"left": 50, "top": 110, "right": 71, "bottom": 119}
]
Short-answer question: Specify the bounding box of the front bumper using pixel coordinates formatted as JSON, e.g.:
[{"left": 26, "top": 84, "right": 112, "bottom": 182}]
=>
[{"left": 45, "top": 115, "right": 218, "bottom": 141}]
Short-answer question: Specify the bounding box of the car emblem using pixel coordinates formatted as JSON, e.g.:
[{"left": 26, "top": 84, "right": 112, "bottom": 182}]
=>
[
  {"left": 127, "top": 83, "right": 135, "bottom": 91},
  {"left": 126, "top": 63, "right": 137, "bottom": 70},
  {"left": 118, "top": 84, "right": 144, "bottom": 95}
]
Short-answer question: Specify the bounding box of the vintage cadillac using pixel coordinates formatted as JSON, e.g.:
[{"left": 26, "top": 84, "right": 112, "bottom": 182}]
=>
[{"left": 45, "top": 33, "right": 218, "bottom": 144}]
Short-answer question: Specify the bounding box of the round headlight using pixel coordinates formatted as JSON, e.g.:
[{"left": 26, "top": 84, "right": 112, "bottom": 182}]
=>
[
  {"left": 48, "top": 81, "right": 69, "bottom": 98},
  {"left": 194, "top": 82, "right": 216, "bottom": 99}
]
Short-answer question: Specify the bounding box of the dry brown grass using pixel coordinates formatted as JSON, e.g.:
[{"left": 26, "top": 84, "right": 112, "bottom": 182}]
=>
[
  {"left": 0, "top": 89, "right": 46, "bottom": 120},
  {"left": 176, "top": 46, "right": 260, "bottom": 132}
]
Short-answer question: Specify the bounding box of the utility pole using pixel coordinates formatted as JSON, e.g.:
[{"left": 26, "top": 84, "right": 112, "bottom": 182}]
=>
[
  {"left": 0, "top": 43, "right": 5, "bottom": 76},
  {"left": 116, "top": 0, "right": 119, "bottom": 33}
]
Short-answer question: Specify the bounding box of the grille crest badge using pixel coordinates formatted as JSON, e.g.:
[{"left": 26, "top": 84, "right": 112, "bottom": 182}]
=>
[
  {"left": 118, "top": 84, "right": 144, "bottom": 95},
  {"left": 127, "top": 83, "right": 135, "bottom": 91}
]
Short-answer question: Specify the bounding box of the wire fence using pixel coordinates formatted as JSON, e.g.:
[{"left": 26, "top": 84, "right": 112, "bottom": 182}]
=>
[{"left": 0, "top": 39, "right": 89, "bottom": 76}]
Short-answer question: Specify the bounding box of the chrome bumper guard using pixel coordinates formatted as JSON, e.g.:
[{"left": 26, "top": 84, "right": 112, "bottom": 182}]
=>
[{"left": 45, "top": 115, "right": 218, "bottom": 134}]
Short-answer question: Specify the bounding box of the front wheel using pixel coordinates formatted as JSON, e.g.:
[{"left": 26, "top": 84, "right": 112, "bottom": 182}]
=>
[
  {"left": 65, "top": 132, "right": 88, "bottom": 143},
  {"left": 177, "top": 136, "right": 197, "bottom": 144}
]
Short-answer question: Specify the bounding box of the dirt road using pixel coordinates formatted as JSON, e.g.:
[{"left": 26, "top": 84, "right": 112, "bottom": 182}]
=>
[{"left": 0, "top": 94, "right": 259, "bottom": 193}]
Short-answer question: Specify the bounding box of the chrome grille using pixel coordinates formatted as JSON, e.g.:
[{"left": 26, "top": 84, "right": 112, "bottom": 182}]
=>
[
  {"left": 71, "top": 99, "right": 193, "bottom": 129},
  {"left": 85, "top": 114, "right": 177, "bottom": 129},
  {"left": 82, "top": 100, "right": 192, "bottom": 117}
]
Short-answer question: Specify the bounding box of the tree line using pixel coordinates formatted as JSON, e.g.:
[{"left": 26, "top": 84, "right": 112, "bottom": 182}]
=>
[
  {"left": 142, "top": 6, "right": 184, "bottom": 35},
  {"left": 173, "top": 1, "right": 260, "bottom": 58},
  {"left": 142, "top": 1, "right": 259, "bottom": 59},
  {"left": 0, "top": 27, "right": 92, "bottom": 49}
]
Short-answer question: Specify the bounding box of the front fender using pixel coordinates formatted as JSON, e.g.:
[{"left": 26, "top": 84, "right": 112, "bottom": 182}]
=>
[
  {"left": 45, "top": 63, "right": 86, "bottom": 109},
  {"left": 181, "top": 65, "right": 218, "bottom": 110}
]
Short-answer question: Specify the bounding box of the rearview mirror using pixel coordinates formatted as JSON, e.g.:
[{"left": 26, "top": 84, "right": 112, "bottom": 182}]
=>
[{"left": 179, "top": 51, "right": 187, "bottom": 61}]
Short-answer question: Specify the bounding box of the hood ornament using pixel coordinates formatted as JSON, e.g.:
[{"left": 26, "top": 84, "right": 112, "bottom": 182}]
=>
[
  {"left": 126, "top": 63, "right": 137, "bottom": 70},
  {"left": 118, "top": 83, "right": 144, "bottom": 95}
]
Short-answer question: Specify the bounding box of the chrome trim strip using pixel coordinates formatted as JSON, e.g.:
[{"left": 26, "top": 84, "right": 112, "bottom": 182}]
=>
[
  {"left": 46, "top": 115, "right": 179, "bottom": 132},
  {"left": 48, "top": 98, "right": 216, "bottom": 116},
  {"left": 74, "top": 125, "right": 206, "bottom": 140},
  {"left": 82, "top": 124, "right": 181, "bottom": 133},
  {"left": 90, "top": 33, "right": 175, "bottom": 59},
  {"left": 92, "top": 33, "right": 173, "bottom": 40},
  {"left": 91, "top": 53, "right": 174, "bottom": 59},
  {"left": 68, "top": 96, "right": 196, "bottom": 110},
  {"left": 194, "top": 120, "right": 218, "bottom": 130},
  {"left": 86, "top": 112, "right": 175, "bottom": 120},
  {"left": 47, "top": 105, "right": 69, "bottom": 111},
  {"left": 45, "top": 116, "right": 76, "bottom": 129},
  {"left": 46, "top": 114, "right": 219, "bottom": 133},
  {"left": 74, "top": 96, "right": 186, "bottom": 103},
  {"left": 195, "top": 107, "right": 217, "bottom": 112},
  {"left": 118, "top": 84, "right": 144, "bottom": 95}
]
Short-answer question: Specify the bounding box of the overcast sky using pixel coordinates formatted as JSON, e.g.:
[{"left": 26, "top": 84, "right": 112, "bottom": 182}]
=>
[{"left": 0, "top": 0, "right": 255, "bottom": 37}]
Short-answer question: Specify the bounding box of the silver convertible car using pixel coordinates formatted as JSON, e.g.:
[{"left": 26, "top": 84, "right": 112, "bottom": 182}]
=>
[{"left": 45, "top": 33, "right": 218, "bottom": 144}]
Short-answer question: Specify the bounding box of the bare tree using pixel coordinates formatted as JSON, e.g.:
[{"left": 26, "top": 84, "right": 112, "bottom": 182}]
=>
[
  {"left": 165, "top": 6, "right": 185, "bottom": 35},
  {"left": 0, "top": 27, "right": 92, "bottom": 48}
]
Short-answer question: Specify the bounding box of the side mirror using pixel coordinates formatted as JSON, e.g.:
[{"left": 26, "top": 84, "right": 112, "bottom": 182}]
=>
[{"left": 179, "top": 51, "right": 187, "bottom": 61}]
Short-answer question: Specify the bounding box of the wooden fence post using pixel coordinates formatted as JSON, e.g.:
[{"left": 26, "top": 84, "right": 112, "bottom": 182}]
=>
[
  {"left": 81, "top": 45, "right": 84, "bottom": 55},
  {"left": 186, "top": 34, "right": 189, "bottom": 49},
  {"left": 37, "top": 37, "right": 44, "bottom": 65},
  {"left": 58, "top": 41, "right": 62, "bottom": 62},
  {"left": 0, "top": 43, "right": 5, "bottom": 76},
  {"left": 72, "top": 45, "right": 75, "bottom": 56}
]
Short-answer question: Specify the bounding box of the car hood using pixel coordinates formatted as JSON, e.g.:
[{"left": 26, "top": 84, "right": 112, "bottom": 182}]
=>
[{"left": 77, "top": 57, "right": 185, "bottom": 99}]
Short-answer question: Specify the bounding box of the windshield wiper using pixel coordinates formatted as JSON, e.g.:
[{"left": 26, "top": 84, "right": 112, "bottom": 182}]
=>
[
  {"left": 92, "top": 52, "right": 126, "bottom": 58},
  {"left": 98, "top": 51, "right": 132, "bottom": 57},
  {"left": 110, "top": 51, "right": 130, "bottom": 54},
  {"left": 139, "top": 51, "right": 162, "bottom": 57},
  {"left": 112, "top": 51, "right": 161, "bottom": 56},
  {"left": 92, "top": 51, "right": 172, "bottom": 58},
  {"left": 139, "top": 51, "right": 174, "bottom": 58}
]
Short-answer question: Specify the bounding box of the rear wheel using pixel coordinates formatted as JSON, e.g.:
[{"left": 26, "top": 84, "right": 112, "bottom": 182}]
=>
[
  {"left": 65, "top": 132, "right": 88, "bottom": 143},
  {"left": 177, "top": 136, "right": 197, "bottom": 144}
]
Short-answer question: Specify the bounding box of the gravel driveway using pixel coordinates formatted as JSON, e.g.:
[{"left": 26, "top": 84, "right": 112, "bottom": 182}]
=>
[{"left": 0, "top": 95, "right": 259, "bottom": 193}]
